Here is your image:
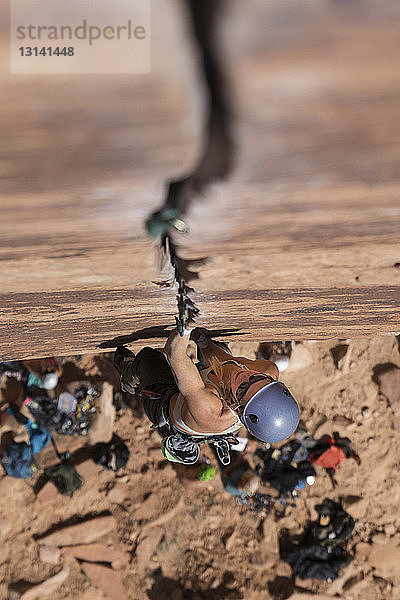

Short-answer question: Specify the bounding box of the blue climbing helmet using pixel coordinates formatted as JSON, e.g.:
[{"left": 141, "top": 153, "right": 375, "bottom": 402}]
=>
[{"left": 239, "top": 380, "right": 299, "bottom": 444}]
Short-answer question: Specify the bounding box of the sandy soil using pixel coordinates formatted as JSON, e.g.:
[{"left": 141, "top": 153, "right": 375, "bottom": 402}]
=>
[{"left": 1, "top": 334, "right": 400, "bottom": 600}]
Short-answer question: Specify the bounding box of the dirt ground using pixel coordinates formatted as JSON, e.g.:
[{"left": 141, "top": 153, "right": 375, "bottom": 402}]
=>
[{"left": 1, "top": 334, "right": 400, "bottom": 600}]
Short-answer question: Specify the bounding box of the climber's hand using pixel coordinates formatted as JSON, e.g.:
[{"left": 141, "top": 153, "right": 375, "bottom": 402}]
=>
[
  {"left": 164, "top": 327, "right": 191, "bottom": 359},
  {"left": 190, "top": 327, "right": 213, "bottom": 349}
]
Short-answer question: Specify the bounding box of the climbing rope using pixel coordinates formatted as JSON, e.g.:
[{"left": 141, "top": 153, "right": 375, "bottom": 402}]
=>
[{"left": 146, "top": 209, "right": 201, "bottom": 335}]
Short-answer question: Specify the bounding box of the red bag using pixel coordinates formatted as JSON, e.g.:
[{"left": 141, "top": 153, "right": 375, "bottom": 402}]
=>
[{"left": 313, "top": 445, "right": 346, "bottom": 470}]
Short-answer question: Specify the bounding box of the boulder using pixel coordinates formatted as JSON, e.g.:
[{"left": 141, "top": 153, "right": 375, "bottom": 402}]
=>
[
  {"left": 368, "top": 540, "right": 400, "bottom": 579},
  {"left": 38, "top": 515, "right": 116, "bottom": 546},
  {"left": 62, "top": 543, "right": 129, "bottom": 566},
  {"left": 81, "top": 563, "right": 127, "bottom": 600},
  {"left": 20, "top": 565, "right": 69, "bottom": 600},
  {"left": 87, "top": 383, "right": 115, "bottom": 445},
  {"left": 39, "top": 544, "right": 61, "bottom": 564},
  {"left": 375, "top": 365, "right": 400, "bottom": 412},
  {"left": 355, "top": 542, "right": 372, "bottom": 561},
  {"left": 286, "top": 344, "right": 313, "bottom": 372},
  {"left": 106, "top": 485, "right": 126, "bottom": 504},
  {"left": 135, "top": 527, "right": 163, "bottom": 574},
  {"left": 133, "top": 493, "right": 161, "bottom": 521}
]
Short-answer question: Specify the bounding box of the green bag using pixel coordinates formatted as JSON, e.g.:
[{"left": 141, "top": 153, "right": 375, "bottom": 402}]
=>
[{"left": 44, "top": 462, "right": 83, "bottom": 496}]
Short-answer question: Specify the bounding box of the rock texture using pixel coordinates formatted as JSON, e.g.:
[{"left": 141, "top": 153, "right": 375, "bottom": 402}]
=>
[{"left": 0, "top": 0, "right": 400, "bottom": 359}]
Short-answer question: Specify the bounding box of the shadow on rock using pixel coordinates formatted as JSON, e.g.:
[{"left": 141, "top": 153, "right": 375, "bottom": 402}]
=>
[
  {"left": 98, "top": 326, "right": 244, "bottom": 349},
  {"left": 267, "top": 575, "right": 295, "bottom": 600},
  {"left": 147, "top": 569, "right": 242, "bottom": 600}
]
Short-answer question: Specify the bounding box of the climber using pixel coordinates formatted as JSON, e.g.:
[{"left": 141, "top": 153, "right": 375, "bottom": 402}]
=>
[{"left": 114, "top": 326, "right": 299, "bottom": 464}]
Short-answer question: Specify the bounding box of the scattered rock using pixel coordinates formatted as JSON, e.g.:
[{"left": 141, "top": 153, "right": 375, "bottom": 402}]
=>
[
  {"left": 285, "top": 344, "right": 313, "bottom": 372},
  {"left": 385, "top": 523, "right": 396, "bottom": 536},
  {"left": 62, "top": 543, "right": 129, "bottom": 566},
  {"left": 371, "top": 533, "right": 386, "bottom": 545},
  {"left": 373, "top": 364, "right": 400, "bottom": 412},
  {"left": 355, "top": 542, "right": 371, "bottom": 561},
  {"left": 361, "top": 406, "right": 371, "bottom": 419},
  {"left": 133, "top": 493, "right": 161, "bottom": 521},
  {"left": 135, "top": 527, "right": 163, "bottom": 574},
  {"left": 326, "top": 563, "right": 360, "bottom": 596},
  {"left": 106, "top": 485, "right": 126, "bottom": 504},
  {"left": 38, "top": 515, "right": 116, "bottom": 546},
  {"left": 333, "top": 415, "right": 354, "bottom": 427},
  {"left": 87, "top": 383, "right": 115, "bottom": 445},
  {"left": 141, "top": 497, "right": 185, "bottom": 532},
  {"left": 368, "top": 540, "right": 400, "bottom": 579},
  {"left": 224, "top": 529, "right": 238, "bottom": 552},
  {"left": 20, "top": 564, "right": 69, "bottom": 600},
  {"left": 81, "top": 562, "right": 127, "bottom": 600},
  {"left": 39, "top": 544, "right": 61, "bottom": 565}
]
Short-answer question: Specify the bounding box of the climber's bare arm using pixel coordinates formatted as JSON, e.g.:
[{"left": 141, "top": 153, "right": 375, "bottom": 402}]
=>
[{"left": 164, "top": 329, "right": 221, "bottom": 422}]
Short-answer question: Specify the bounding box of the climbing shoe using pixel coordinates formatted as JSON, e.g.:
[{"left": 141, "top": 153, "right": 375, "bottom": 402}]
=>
[{"left": 161, "top": 434, "right": 200, "bottom": 465}]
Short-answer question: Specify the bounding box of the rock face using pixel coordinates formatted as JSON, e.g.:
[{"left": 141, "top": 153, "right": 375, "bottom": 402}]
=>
[
  {"left": 38, "top": 515, "right": 116, "bottom": 546},
  {"left": 81, "top": 563, "right": 127, "bottom": 600}
]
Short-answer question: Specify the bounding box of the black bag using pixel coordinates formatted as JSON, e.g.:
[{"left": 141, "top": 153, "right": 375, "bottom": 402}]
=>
[
  {"left": 259, "top": 457, "right": 305, "bottom": 495},
  {"left": 25, "top": 396, "right": 66, "bottom": 431},
  {"left": 92, "top": 435, "right": 130, "bottom": 471},
  {"left": 284, "top": 544, "right": 350, "bottom": 581},
  {"left": 308, "top": 499, "right": 355, "bottom": 546}
]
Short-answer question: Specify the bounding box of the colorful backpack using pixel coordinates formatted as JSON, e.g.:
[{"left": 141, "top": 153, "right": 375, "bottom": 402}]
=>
[{"left": 1, "top": 442, "right": 38, "bottom": 478}]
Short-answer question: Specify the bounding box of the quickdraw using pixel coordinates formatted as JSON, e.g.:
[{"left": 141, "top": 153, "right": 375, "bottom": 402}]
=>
[{"left": 150, "top": 222, "right": 201, "bottom": 335}]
